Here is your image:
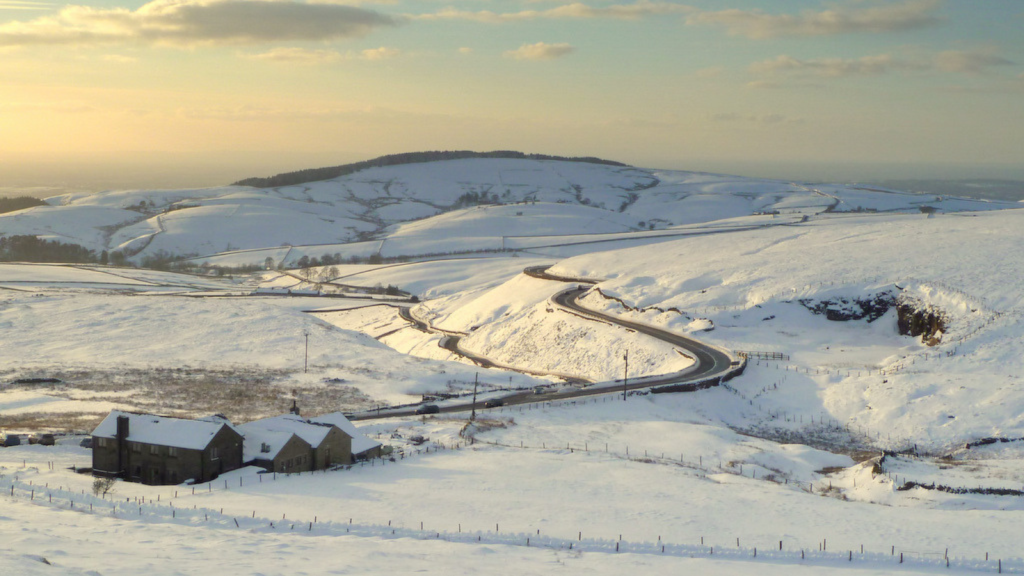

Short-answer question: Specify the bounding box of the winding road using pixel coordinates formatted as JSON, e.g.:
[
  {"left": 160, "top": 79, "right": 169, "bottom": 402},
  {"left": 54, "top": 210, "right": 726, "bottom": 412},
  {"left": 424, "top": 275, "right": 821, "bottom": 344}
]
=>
[{"left": 351, "top": 266, "right": 743, "bottom": 420}]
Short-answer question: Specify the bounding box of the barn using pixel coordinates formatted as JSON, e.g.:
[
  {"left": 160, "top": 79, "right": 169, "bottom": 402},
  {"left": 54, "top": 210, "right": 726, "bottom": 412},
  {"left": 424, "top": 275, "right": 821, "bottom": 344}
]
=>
[
  {"left": 237, "top": 414, "right": 352, "bottom": 473},
  {"left": 309, "top": 412, "right": 383, "bottom": 460}
]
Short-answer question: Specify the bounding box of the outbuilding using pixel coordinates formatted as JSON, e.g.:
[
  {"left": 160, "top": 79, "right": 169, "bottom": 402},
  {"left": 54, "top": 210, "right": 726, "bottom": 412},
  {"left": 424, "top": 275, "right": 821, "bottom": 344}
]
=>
[
  {"left": 309, "top": 412, "right": 383, "bottom": 460},
  {"left": 237, "top": 414, "right": 351, "bottom": 473}
]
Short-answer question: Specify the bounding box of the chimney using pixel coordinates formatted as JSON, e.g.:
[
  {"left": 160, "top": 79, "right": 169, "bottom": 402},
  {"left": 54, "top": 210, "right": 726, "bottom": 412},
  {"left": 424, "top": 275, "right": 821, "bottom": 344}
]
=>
[
  {"left": 116, "top": 415, "right": 129, "bottom": 479},
  {"left": 290, "top": 400, "right": 300, "bottom": 416},
  {"left": 116, "top": 415, "right": 130, "bottom": 441}
]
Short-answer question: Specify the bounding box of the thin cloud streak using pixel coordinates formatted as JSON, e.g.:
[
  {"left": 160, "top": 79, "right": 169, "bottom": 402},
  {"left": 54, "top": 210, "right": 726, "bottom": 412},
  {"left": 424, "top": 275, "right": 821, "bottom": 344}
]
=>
[
  {"left": 0, "top": 0, "right": 53, "bottom": 10},
  {"left": 241, "top": 46, "right": 400, "bottom": 64},
  {"left": 504, "top": 41, "right": 574, "bottom": 60},
  {"left": 749, "top": 49, "right": 1014, "bottom": 81},
  {"left": 935, "top": 49, "right": 1014, "bottom": 74},
  {"left": 411, "top": 1, "right": 692, "bottom": 23},
  {"left": 0, "top": 0, "right": 396, "bottom": 47},
  {"left": 686, "top": 0, "right": 941, "bottom": 39}
]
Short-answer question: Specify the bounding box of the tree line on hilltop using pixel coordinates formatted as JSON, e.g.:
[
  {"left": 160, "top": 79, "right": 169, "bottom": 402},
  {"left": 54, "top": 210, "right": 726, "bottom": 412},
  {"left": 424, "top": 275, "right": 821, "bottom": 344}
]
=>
[
  {"left": 0, "top": 196, "right": 48, "bottom": 215},
  {"left": 232, "top": 150, "right": 628, "bottom": 189}
]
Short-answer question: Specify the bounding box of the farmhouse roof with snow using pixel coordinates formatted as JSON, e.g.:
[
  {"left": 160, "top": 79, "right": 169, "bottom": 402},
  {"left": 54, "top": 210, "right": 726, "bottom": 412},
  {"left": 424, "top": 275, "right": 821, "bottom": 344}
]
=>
[
  {"left": 91, "top": 410, "right": 233, "bottom": 451},
  {"left": 237, "top": 414, "right": 336, "bottom": 448},
  {"left": 309, "top": 412, "right": 382, "bottom": 456},
  {"left": 237, "top": 427, "right": 299, "bottom": 463}
]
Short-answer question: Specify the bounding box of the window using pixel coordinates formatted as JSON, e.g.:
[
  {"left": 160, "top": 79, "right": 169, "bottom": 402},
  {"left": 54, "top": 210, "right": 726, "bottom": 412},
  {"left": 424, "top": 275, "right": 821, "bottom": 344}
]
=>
[
  {"left": 210, "top": 447, "right": 219, "bottom": 460},
  {"left": 168, "top": 447, "right": 178, "bottom": 458},
  {"left": 150, "top": 445, "right": 159, "bottom": 455},
  {"left": 97, "top": 438, "right": 107, "bottom": 448},
  {"left": 131, "top": 443, "right": 141, "bottom": 453}
]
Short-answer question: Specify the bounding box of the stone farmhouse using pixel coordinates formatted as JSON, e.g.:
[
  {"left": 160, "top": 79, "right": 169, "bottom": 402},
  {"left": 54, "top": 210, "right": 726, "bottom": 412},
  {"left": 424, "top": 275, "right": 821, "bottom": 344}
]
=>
[
  {"left": 91, "top": 409, "right": 381, "bottom": 485},
  {"left": 91, "top": 411, "right": 243, "bottom": 486}
]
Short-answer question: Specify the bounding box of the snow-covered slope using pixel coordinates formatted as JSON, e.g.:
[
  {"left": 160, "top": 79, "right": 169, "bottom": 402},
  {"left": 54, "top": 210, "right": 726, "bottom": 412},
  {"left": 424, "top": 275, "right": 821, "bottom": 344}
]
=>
[
  {"left": 2, "top": 158, "right": 1015, "bottom": 266},
  {"left": 0, "top": 263, "right": 547, "bottom": 426},
  {"left": 545, "top": 210, "right": 1024, "bottom": 451}
]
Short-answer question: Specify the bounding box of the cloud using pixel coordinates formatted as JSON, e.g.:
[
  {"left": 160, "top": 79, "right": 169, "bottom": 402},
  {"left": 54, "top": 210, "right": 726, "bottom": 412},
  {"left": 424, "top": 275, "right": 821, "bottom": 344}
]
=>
[
  {"left": 750, "top": 49, "right": 1015, "bottom": 81},
  {"left": 686, "top": 0, "right": 940, "bottom": 39},
  {"left": 0, "top": 0, "right": 52, "bottom": 10},
  {"left": 359, "top": 45, "right": 398, "bottom": 60},
  {"left": 413, "top": 1, "right": 692, "bottom": 23},
  {"left": 745, "top": 80, "right": 780, "bottom": 90},
  {"left": 102, "top": 54, "right": 138, "bottom": 63},
  {"left": 749, "top": 54, "right": 908, "bottom": 77},
  {"left": 503, "top": 41, "right": 574, "bottom": 60},
  {"left": 0, "top": 0, "right": 396, "bottom": 48},
  {"left": 242, "top": 46, "right": 345, "bottom": 63},
  {"left": 708, "top": 112, "right": 802, "bottom": 124},
  {"left": 934, "top": 49, "right": 1014, "bottom": 74},
  {"left": 241, "top": 45, "right": 399, "bottom": 63}
]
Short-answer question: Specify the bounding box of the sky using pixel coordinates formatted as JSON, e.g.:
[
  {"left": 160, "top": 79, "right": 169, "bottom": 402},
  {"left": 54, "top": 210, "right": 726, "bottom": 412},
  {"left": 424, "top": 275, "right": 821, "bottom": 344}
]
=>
[{"left": 1, "top": 0, "right": 1023, "bottom": 190}]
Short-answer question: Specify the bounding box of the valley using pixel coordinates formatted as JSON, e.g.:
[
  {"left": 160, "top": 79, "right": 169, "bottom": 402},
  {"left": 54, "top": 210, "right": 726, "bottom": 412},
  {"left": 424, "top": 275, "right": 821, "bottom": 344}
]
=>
[{"left": 3, "top": 156, "right": 1024, "bottom": 575}]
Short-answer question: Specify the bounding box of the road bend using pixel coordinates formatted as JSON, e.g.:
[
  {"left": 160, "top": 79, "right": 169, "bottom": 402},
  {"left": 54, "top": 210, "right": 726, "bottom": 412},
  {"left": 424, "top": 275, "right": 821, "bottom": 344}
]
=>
[{"left": 352, "top": 268, "right": 740, "bottom": 420}]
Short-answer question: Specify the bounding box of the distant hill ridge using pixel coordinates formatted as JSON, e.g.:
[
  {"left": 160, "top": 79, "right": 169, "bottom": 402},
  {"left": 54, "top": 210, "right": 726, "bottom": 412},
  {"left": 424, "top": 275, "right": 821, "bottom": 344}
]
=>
[{"left": 232, "top": 150, "right": 629, "bottom": 189}]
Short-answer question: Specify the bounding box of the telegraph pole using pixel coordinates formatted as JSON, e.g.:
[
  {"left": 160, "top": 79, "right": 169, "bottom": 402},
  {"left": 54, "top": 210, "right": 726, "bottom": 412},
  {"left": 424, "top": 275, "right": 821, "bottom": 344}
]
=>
[
  {"left": 471, "top": 373, "right": 479, "bottom": 421},
  {"left": 622, "top": 349, "right": 629, "bottom": 401},
  {"left": 304, "top": 331, "right": 309, "bottom": 373}
]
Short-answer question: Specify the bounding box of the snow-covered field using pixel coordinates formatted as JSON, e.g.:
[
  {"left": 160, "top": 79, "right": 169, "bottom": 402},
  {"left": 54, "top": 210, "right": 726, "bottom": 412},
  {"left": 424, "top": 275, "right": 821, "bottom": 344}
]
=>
[
  {"left": 4, "top": 158, "right": 1024, "bottom": 575},
  {"left": 4, "top": 397, "right": 1024, "bottom": 575},
  {"left": 0, "top": 263, "right": 548, "bottom": 431}
]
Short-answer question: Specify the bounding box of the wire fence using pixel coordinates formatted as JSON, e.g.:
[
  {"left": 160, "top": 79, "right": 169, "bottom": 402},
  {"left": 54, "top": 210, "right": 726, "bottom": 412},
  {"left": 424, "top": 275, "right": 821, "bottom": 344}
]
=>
[
  {"left": 0, "top": 440, "right": 464, "bottom": 503},
  {"left": 1, "top": 469, "right": 1020, "bottom": 574}
]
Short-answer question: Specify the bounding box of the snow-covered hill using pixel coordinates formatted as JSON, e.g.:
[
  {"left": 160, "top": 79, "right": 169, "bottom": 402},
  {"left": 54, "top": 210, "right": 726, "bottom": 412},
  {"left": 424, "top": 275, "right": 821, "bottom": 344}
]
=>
[
  {"left": 2, "top": 157, "right": 1015, "bottom": 267},
  {"left": 543, "top": 210, "right": 1024, "bottom": 452}
]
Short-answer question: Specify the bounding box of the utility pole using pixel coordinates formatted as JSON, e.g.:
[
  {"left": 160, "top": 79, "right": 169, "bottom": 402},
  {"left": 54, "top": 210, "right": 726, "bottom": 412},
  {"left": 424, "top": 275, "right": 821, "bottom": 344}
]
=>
[
  {"left": 304, "top": 331, "right": 309, "bottom": 373},
  {"left": 471, "top": 373, "right": 479, "bottom": 421},
  {"left": 622, "top": 349, "right": 629, "bottom": 401}
]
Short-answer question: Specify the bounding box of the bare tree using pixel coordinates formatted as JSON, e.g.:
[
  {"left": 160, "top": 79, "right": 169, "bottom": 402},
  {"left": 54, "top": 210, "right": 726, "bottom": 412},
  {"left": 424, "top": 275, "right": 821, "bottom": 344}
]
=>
[{"left": 92, "top": 477, "right": 116, "bottom": 498}]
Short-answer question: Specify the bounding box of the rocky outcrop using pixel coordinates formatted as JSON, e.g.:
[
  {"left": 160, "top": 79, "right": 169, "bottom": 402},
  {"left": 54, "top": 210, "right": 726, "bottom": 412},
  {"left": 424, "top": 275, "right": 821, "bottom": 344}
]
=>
[
  {"left": 798, "top": 289, "right": 946, "bottom": 346},
  {"left": 897, "top": 302, "right": 946, "bottom": 346},
  {"left": 797, "top": 291, "right": 896, "bottom": 323}
]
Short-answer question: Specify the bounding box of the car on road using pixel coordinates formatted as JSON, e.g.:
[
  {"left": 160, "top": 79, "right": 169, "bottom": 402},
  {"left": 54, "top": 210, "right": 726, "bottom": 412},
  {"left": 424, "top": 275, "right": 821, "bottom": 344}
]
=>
[
  {"left": 533, "top": 386, "right": 550, "bottom": 395},
  {"left": 415, "top": 404, "right": 440, "bottom": 415},
  {"left": 484, "top": 398, "right": 504, "bottom": 408}
]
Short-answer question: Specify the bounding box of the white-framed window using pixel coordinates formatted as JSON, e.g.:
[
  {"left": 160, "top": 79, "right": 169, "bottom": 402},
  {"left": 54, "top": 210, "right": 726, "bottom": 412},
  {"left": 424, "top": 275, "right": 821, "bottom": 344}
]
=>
[
  {"left": 149, "top": 445, "right": 159, "bottom": 455},
  {"left": 168, "top": 446, "right": 178, "bottom": 458},
  {"left": 210, "top": 447, "right": 219, "bottom": 460},
  {"left": 131, "top": 443, "right": 142, "bottom": 453},
  {"left": 97, "top": 438, "right": 107, "bottom": 448}
]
